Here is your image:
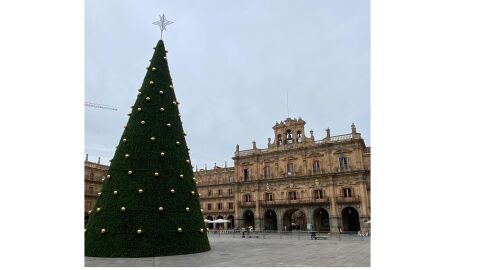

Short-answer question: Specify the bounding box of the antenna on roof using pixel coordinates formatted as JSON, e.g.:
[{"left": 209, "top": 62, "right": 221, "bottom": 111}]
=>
[{"left": 286, "top": 91, "right": 290, "bottom": 118}]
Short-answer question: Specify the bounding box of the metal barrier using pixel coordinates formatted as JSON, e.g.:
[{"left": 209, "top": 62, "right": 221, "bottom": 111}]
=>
[{"left": 206, "top": 230, "right": 370, "bottom": 241}]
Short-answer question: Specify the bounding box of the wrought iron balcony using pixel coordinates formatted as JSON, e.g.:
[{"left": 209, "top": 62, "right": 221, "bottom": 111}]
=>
[
  {"left": 259, "top": 197, "right": 330, "bottom": 206},
  {"left": 335, "top": 195, "right": 361, "bottom": 204}
]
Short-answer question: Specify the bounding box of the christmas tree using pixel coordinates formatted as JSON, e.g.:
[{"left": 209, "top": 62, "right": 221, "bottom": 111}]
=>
[{"left": 85, "top": 39, "right": 211, "bottom": 257}]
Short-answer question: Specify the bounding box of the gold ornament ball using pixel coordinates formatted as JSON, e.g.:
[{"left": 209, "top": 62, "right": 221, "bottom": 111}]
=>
[
  {"left": 166, "top": 123, "right": 171, "bottom": 127},
  {"left": 88, "top": 210, "right": 92, "bottom": 214},
  {"left": 137, "top": 229, "right": 143, "bottom": 234},
  {"left": 170, "top": 189, "right": 175, "bottom": 194},
  {"left": 150, "top": 137, "right": 156, "bottom": 141},
  {"left": 137, "top": 107, "right": 142, "bottom": 111},
  {"left": 186, "top": 159, "right": 190, "bottom": 163},
  {"left": 97, "top": 192, "right": 102, "bottom": 196},
  {"left": 176, "top": 141, "right": 180, "bottom": 145},
  {"left": 172, "top": 101, "right": 177, "bottom": 105},
  {"left": 200, "top": 209, "right": 204, "bottom": 212},
  {"left": 159, "top": 206, "right": 164, "bottom": 211},
  {"left": 152, "top": 67, "right": 157, "bottom": 71},
  {"left": 137, "top": 91, "right": 142, "bottom": 96},
  {"left": 163, "top": 56, "right": 167, "bottom": 59},
  {"left": 149, "top": 81, "right": 154, "bottom": 84},
  {"left": 101, "top": 228, "right": 106, "bottom": 234},
  {"left": 160, "top": 152, "right": 165, "bottom": 156},
  {"left": 121, "top": 206, "right": 126, "bottom": 211},
  {"left": 169, "top": 85, "right": 173, "bottom": 88},
  {"left": 122, "top": 138, "right": 127, "bottom": 142},
  {"left": 160, "top": 107, "right": 165, "bottom": 111},
  {"left": 138, "top": 189, "right": 144, "bottom": 194},
  {"left": 146, "top": 97, "right": 150, "bottom": 101},
  {"left": 200, "top": 228, "right": 204, "bottom": 232},
  {"left": 192, "top": 177, "right": 196, "bottom": 180},
  {"left": 196, "top": 181, "right": 199, "bottom": 184},
  {"left": 141, "top": 120, "right": 146, "bottom": 124},
  {"left": 177, "top": 228, "right": 182, "bottom": 232},
  {"left": 179, "top": 174, "right": 184, "bottom": 179},
  {"left": 128, "top": 170, "right": 133, "bottom": 175},
  {"left": 159, "top": 90, "right": 164, "bottom": 94},
  {"left": 125, "top": 154, "right": 129, "bottom": 158},
  {"left": 191, "top": 191, "right": 195, "bottom": 195},
  {"left": 96, "top": 207, "right": 101, "bottom": 212},
  {"left": 185, "top": 207, "right": 190, "bottom": 211},
  {"left": 113, "top": 190, "right": 118, "bottom": 195},
  {"left": 154, "top": 172, "right": 159, "bottom": 176},
  {"left": 102, "top": 176, "right": 106, "bottom": 180}
]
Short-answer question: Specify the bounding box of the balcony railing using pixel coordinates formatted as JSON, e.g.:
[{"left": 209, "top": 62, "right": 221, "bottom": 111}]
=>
[
  {"left": 336, "top": 196, "right": 361, "bottom": 204},
  {"left": 239, "top": 201, "right": 256, "bottom": 207},
  {"left": 259, "top": 197, "right": 330, "bottom": 206}
]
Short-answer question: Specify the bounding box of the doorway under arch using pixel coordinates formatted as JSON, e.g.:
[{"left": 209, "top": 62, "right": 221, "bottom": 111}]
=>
[
  {"left": 227, "top": 215, "right": 234, "bottom": 229},
  {"left": 313, "top": 208, "right": 330, "bottom": 232},
  {"left": 264, "top": 209, "right": 277, "bottom": 231},
  {"left": 342, "top": 207, "right": 360, "bottom": 232},
  {"left": 206, "top": 216, "right": 214, "bottom": 229},
  {"left": 216, "top": 215, "right": 224, "bottom": 230},
  {"left": 283, "top": 209, "right": 307, "bottom": 231},
  {"left": 244, "top": 210, "right": 255, "bottom": 230}
]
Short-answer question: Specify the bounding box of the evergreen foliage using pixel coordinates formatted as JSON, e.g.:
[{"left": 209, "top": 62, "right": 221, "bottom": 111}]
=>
[{"left": 85, "top": 40, "right": 211, "bottom": 257}]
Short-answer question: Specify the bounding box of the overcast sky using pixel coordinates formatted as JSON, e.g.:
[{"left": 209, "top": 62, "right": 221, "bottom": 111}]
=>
[{"left": 85, "top": 0, "right": 370, "bottom": 169}]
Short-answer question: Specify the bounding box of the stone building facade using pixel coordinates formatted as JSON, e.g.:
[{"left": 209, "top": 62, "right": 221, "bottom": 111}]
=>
[
  {"left": 196, "top": 117, "right": 370, "bottom": 232},
  {"left": 84, "top": 156, "right": 109, "bottom": 224}
]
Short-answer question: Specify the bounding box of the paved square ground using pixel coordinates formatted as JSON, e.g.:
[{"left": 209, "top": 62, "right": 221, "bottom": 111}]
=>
[{"left": 85, "top": 234, "right": 370, "bottom": 267}]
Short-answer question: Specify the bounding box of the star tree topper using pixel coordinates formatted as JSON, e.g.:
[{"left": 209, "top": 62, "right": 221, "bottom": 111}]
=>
[{"left": 153, "top": 14, "right": 173, "bottom": 40}]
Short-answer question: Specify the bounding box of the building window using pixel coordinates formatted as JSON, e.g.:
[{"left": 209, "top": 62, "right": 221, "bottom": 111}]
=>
[
  {"left": 314, "top": 189, "right": 324, "bottom": 199},
  {"left": 89, "top": 172, "right": 94, "bottom": 180},
  {"left": 86, "top": 201, "right": 91, "bottom": 208},
  {"left": 245, "top": 194, "right": 251, "bottom": 202},
  {"left": 229, "top": 176, "right": 232, "bottom": 182},
  {"left": 297, "top": 130, "right": 302, "bottom": 142},
  {"left": 228, "top": 188, "right": 233, "bottom": 195},
  {"left": 228, "top": 202, "right": 234, "bottom": 209},
  {"left": 339, "top": 155, "right": 349, "bottom": 171},
  {"left": 313, "top": 160, "right": 321, "bottom": 173},
  {"left": 208, "top": 190, "right": 212, "bottom": 197},
  {"left": 287, "top": 163, "right": 294, "bottom": 176},
  {"left": 264, "top": 166, "right": 271, "bottom": 178},
  {"left": 207, "top": 203, "right": 212, "bottom": 210},
  {"left": 277, "top": 134, "right": 283, "bottom": 145},
  {"left": 288, "top": 191, "right": 297, "bottom": 200},
  {"left": 342, "top": 188, "right": 353, "bottom": 198},
  {"left": 243, "top": 168, "right": 250, "bottom": 182},
  {"left": 88, "top": 186, "right": 93, "bottom": 193},
  {"left": 265, "top": 192, "right": 274, "bottom": 201},
  {"left": 217, "top": 203, "right": 223, "bottom": 210},
  {"left": 218, "top": 189, "right": 223, "bottom": 196}
]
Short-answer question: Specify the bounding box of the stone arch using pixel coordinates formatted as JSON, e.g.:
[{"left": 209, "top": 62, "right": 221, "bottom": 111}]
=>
[
  {"left": 341, "top": 207, "right": 360, "bottom": 232},
  {"left": 264, "top": 209, "right": 278, "bottom": 231},
  {"left": 282, "top": 208, "right": 307, "bottom": 231},
  {"left": 313, "top": 207, "right": 330, "bottom": 232},
  {"left": 215, "top": 215, "right": 224, "bottom": 230},
  {"left": 243, "top": 210, "right": 255, "bottom": 230}
]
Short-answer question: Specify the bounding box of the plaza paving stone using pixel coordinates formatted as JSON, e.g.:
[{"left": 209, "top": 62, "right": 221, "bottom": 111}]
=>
[{"left": 85, "top": 234, "right": 370, "bottom": 267}]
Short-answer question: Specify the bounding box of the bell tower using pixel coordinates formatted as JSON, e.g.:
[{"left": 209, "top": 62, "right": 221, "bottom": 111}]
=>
[{"left": 272, "top": 117, "right": 306, "bottom": 146}]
